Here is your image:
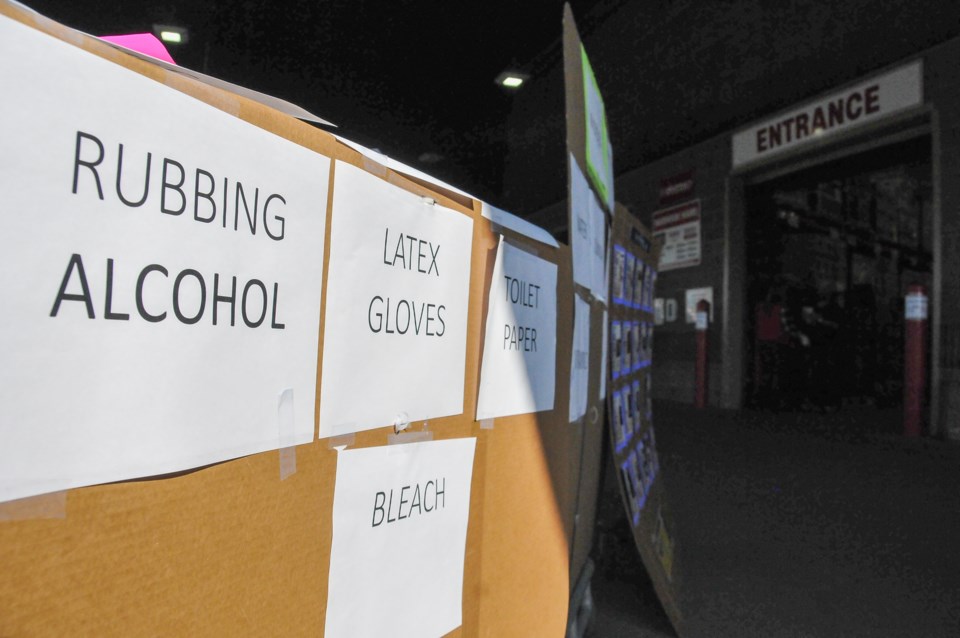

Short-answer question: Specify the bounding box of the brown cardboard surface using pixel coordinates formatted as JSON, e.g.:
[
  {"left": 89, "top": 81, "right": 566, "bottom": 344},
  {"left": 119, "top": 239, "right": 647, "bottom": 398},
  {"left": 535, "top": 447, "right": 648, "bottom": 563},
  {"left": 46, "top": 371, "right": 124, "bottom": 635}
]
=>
[
  {"left": 562, "top": 1, "right": 612, "bottom": 582},
  {"left": 471, "top": 228, "right": 573, "bottom": 636},
  {"left": 0, "top": 4, "right": 583, "bottom": 635},
  {"left": 562, "top": 3, "right": 589, "bottom": 206}
]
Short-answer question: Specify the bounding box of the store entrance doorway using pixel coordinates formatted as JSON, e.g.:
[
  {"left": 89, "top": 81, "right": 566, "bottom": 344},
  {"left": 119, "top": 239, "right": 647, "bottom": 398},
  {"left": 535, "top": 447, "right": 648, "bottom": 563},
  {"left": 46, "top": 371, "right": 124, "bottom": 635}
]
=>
[{"left": 745, "top": 136, "right": 932, "bottom": 413}]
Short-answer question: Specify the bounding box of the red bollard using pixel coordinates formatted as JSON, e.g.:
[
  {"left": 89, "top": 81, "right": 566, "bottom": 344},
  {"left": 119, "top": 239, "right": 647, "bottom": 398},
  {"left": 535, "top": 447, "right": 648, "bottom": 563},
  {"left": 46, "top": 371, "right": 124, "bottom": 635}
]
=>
[
  {"left": 903, "top": 284, "right": 928, "bottom": 437},
  {"left": 695, "top": 299, "right": 710, "bottom": 408}
]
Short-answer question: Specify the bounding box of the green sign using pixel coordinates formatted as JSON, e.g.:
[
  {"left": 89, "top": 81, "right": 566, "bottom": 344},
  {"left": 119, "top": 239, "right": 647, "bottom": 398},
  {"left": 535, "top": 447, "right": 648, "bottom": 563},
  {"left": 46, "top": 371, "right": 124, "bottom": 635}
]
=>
[{"left": 581, "top": 45, "right": 613, "bottom": 210}]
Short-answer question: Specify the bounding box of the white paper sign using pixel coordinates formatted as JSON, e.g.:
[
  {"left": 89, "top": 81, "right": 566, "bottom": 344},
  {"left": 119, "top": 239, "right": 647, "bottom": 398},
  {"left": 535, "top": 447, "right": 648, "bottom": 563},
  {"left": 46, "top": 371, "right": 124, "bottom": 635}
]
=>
[
  {"left": 320, "top": 162, "right": 473, "bottom": 437},
  {"left": 476, "top": 239, "right": 557, "bottom": 420},
  {"left": 0, "top": 15, "right": 328, "bottom": 503},
  {"left": 480, "top": 202, "right": 559, "bottom": 248},
  {"left": 685, "top": 287, "right": 714, "bottom": 324},
  {"left": 905, "top": 293, "right": 928, "bottom": 320},
  {"left": 653, "top": 200, "right": 702, "bottom": 271},
  {"left": 570, "top": 153, "right": 607, "bottom": 301},
  {"left": 569, "top": 293, "right": 591, "bottom": 422},
  {"left": 325, "top": 438, "right": 477, "bottom": 638},
  {"left": 600, "top": 309, "right": 608, "bottom": 400}
]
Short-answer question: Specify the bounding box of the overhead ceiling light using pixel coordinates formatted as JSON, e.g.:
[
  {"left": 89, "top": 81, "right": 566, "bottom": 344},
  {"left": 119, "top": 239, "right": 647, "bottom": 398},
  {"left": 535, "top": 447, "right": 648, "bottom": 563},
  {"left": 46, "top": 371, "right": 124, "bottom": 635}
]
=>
[
  {"left": 495, "top": 71, "right": 529, "bottom": 90},
  {"left": 154, "top": 24, "right": 188, "bottom": 45}
]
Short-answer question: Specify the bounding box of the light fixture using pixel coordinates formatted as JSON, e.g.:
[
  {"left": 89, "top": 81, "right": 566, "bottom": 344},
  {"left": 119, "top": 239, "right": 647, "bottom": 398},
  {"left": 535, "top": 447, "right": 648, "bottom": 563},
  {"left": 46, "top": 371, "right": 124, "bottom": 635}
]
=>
[
  {"left": 153, "top": 24, "right": 188, "bottom": 45},
  {"left": 495, "top": 70, "right": 529, "bottom": 90}
]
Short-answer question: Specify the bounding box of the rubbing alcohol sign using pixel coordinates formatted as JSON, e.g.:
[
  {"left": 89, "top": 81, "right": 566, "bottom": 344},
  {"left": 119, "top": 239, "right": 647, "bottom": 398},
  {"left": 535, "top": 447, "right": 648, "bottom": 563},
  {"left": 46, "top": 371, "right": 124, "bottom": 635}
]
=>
[{"left": 0, "top": 14, "right": 328, "bottom": 503}]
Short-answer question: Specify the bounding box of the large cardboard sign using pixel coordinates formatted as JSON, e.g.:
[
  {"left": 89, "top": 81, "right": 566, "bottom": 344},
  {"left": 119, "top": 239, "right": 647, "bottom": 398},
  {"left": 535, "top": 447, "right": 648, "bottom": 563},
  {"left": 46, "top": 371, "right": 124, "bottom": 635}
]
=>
[
  {"left": 319, "top": 162, "right": 473, "bottom": 437},
  {"left": 562, "top": 1, "right": 614, "bottom": 215},
  {"left": 325, "top": 438, "right": 477, "bottom": 638},
  {"left": 581, "top": 47, "right": 614, "bottom": 212},
  {"left": 606, "top": 205, "right": 684, "bottom": 633},
  {"left": 476, "top": 238, "right": 558, "bottom": 420},
  {"left": 0, "top": 6, "right": 576, "bottom": 638},
  {"left": 0, "top": 13, "right": 328, "bottom": 503}
]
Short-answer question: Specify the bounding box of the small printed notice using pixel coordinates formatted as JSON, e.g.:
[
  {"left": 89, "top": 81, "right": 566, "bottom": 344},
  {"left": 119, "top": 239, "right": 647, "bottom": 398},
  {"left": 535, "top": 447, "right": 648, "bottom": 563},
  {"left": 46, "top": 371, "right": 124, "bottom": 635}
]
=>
[
  {"left": 570, "top": 153, "right": 608, "bottom": 301},
  {"left": 685, "top": 287, "right": 714, "bottom": 324},
  {"left": 569, "top": 292, "right": 591, "bottom": 422},
  {"left": 325, "top": 438, "right": 477, "bottom": 638},
  {"left": 476, "top": 239, "right": 558, "bottom": 420},
  {"left": 653, "top": 200, "right": 701, "bottom": 271},
  {"left": 0, "top": 15, "right": 328, "bottom": 503},
  {"left": 905, "top": 292, "right": 928, "bottom": 321},
  {"left": 320, "top": 162, "right": 474, "bottom": 437},
  {"left": 581, "top": 45, "right": 614, "bottom": 211}
]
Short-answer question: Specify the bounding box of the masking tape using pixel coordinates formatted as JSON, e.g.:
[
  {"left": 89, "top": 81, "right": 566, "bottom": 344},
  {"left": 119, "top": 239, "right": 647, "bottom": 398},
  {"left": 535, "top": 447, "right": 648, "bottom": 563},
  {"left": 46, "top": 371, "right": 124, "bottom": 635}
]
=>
[
  {"left": 361, "top": 155, "right": 388, "bottom": 179},
  {"left": 387, "top": 430, "right": 434, "bottom": 446},
  {"left": 278, "top": 388, "right": 297, "bottom": 480},
  {"left": 327, "top": 432, "right": 356, "bottom": 450},
  {"left": 479, "top": 418, "right": 495, "bottom": 430},
  {"left": 0, "top": 490, "right": 67, "bottom": 522}
]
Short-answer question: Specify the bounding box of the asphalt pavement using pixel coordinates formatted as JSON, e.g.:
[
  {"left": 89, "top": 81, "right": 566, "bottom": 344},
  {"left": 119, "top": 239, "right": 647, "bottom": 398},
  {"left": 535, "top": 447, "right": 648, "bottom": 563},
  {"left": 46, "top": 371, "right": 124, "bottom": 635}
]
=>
[{"left": 588, "top": 401, "right": 960, "bottom": 637}]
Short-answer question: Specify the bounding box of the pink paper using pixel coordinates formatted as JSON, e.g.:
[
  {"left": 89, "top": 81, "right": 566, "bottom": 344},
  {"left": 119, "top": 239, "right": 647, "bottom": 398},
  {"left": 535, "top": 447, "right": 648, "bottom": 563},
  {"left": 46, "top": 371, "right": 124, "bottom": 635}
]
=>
[{"left": 99, "top": 33, "right": 176, "bottom": 65}]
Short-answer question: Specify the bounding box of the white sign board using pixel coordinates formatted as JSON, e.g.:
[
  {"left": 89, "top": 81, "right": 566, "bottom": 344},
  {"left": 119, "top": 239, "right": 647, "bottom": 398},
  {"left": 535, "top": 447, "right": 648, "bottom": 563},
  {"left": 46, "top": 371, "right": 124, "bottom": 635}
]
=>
[
  {"left": 905, "top": 292, "right": 928, "bottom": 321},
  {"left": 325, "top": 437, "right": 477, "bottom": 638},
  {"left": 570, "top": 153, "right": 608, "bottom": 301},
  {"left": 320, "top": 162, "right": 473, "bottom": 437},
  {"left": 0, "top": 15, "right": 328, "bottom": 503},
  {"left": 569, "top": 292, "right": 591, "bottom": 422},
  {"left": 476, "top": 239, "right": 558, "bottom": 420},
  {"left": 655, "top": 298, "right": 679, "bottom": 325},
  {"left": 653, "top": 200, "right": 701, "bottom": 271},
  {"left": 732, "top": 61, "right": 923, "bottom": 167},
  {"left": 685, "top": 287, "right": 714, "bottom": 324}
]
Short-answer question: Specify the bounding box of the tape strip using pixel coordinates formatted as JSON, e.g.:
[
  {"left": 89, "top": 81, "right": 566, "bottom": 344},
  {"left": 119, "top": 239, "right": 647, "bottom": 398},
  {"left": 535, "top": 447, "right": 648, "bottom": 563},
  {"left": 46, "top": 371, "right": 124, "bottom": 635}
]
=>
[
  {"left": 479, "top": 418, "right": 495, "bottom": 430},
  {"left": 387, "top": 430, "right": 434, "bottom": 445},
  {"left": 278, "top": 388, "right": 297, "bottom": 481},
  {"left": 361, "top": 155, "right": 388, "bottom": 179},
  {"left": 0, "top": 490, "right": 67, "bottom": 522},
  {"left": 327, "top": 432, "right": 356, "bottom": 450}
]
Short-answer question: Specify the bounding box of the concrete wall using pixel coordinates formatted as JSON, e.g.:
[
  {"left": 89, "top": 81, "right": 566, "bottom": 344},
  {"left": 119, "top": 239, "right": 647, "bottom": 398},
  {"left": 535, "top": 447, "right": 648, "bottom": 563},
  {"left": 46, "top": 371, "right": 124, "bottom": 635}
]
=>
[
  {"left": 614, "top": 138, "right": 737, "bottom": 408},
  {"left": 925, "top": 38, "right": 960, "bottom": 439}
]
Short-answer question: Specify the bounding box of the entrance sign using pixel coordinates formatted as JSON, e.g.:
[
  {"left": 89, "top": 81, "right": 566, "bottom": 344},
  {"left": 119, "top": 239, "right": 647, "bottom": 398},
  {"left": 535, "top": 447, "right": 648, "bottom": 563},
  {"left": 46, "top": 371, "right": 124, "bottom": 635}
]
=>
[
  {"left": 0, "top": 14, "right": 329, "bottom": 503},
  {"left": 319, "top": 162, "right": 473, "bottom": 437},
  {"left": 732, "top": 61, "right": 923, "bottom": 167},
  {"left": 476, "top": 238, "right": 558, "bottom": 420},
  {"left": 325, "top": 438, "right": 477, "bottom": 638},
  {"left": 653, "top": 200, "right": 702, "bottom": 271}
]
